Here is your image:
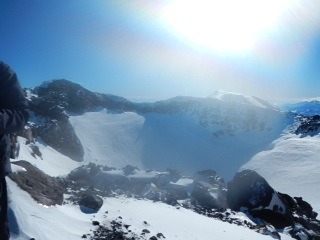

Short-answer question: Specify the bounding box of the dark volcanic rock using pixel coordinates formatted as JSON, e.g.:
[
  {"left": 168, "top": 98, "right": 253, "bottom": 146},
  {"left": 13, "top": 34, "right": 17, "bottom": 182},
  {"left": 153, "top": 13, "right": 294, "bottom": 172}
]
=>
[
  {"left": 142, "top": 184, "right": 168, "bottom": 202},
  {"left": 191, "top": 181, "right": 227, "bottom": 209},
  {"left": 227, "top": 170, "right": 320, "bottom": 234},
  {"left": 191, "top": 169, "right": 227, "bottom": 209},
  {"left": 37, "top": 119, "right": 84, "bottom": 161},
  {"left": 295, "top": 115, "right": 320, "bottom": 137},
  {"left": 26, "top": 80, "right": 136, "bottom": 162},
  {"left": 227, "top": 170, "right": 274, "bottom": 210},
  {"left": 294, "top": 196, "right": 318, "bottom": 219},
  {"left": 79, "top": 193, "right": 103, "bottom": 212},
  {"left": 194, "top": 170, "right": 225, "bottom": 186},
  {"left": 9, "top": 161, "right": 64, "bottom": 206},
  {"left": 30, "top": 79, "right": 134, "bottom": 115},
  {"left": 227, "top": 170, "right": 295, "bottom": 229},
  {"left": 123, "top": 165, "right": 138, "bottom": 176}
]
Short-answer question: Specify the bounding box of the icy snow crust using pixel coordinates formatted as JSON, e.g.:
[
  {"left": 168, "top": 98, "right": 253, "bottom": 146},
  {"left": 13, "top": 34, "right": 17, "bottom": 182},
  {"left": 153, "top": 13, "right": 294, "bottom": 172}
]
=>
[
  {"left": 242, "top": 133, "right": 320, "bottom": 214},
  {"left": 70, "top": 107, "right": 289, "bottom": 180}
]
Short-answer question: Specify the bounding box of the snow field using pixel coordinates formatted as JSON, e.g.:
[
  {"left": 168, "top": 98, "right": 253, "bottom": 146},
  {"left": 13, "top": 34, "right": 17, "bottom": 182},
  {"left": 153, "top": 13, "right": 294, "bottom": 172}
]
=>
[{"left": 8, "top": 178, "right": 294, "bottom": 240}]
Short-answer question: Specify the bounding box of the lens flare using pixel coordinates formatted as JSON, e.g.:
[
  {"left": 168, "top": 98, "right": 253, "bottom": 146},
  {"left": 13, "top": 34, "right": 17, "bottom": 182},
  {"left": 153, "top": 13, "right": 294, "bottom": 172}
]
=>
[{"left": 162, "top": 0, "right": 293, "bottom": 53}]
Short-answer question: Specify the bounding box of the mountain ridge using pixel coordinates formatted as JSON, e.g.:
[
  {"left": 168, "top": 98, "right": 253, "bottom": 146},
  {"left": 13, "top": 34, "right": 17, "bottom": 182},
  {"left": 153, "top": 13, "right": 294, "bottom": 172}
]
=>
[{"left": 24, "top": 79, "right": 293, "bottom": 179}]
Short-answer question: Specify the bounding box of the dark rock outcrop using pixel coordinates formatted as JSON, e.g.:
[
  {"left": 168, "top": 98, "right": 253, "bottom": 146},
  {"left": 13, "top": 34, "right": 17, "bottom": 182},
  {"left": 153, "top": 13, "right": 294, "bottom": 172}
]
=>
[
  {"left": 79, "top": 193, "right": 103, "bottom": 212},
  {"left": 295, "top": 115, "right": 320, "bottom": 137},
  {"left": 30, "top": 80, "right": 134, "bottom": 115},
  {"left": 36, "top": 119, "right": 84, "bottom": 161},
  {"left": 142, "top": 184, "right": 168, "bottom": 202},
  {"left": 227, "top": 170, "right": 294, "bottom": 229},
  {"left": 25, "top": 80, "right": 135, "bottom": 162},
  {"left": 194, "top": 170, "right": 225, "bottom": 186},
  {"left": 191, "top": 169, "right": 228, "bottom": 209},
  {"left": 227, "top": 170, "right": 320, "bottom": 237},
  {"left": 227, "top": 170, "right": 274, "bottom": 210},
  {"left": 9, "top": 161, "right": 64, "bottom": 206},
  {"left": 191, "top": 181, "right": 228, "bottom": 210}
]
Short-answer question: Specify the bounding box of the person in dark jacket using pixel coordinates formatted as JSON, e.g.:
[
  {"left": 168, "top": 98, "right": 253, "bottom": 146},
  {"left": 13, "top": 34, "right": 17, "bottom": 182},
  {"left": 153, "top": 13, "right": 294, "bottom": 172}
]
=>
[{"left": 0, "top": 61, "right": 29, "bottom": 239}]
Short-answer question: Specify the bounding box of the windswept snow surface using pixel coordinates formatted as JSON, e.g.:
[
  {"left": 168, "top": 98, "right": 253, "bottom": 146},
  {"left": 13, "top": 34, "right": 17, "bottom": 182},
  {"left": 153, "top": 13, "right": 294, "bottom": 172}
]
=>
[
  {"left": 242, "top": 133, "right": 320, "bottom": 213},
  {"left": 70, "top": 108, "right": 289, "bottom": 180},
  {"left": 69, "top": 109, "right": 145, "bottom": 168},
  {"left": 15, "top": 137, "right": 80, "bottom": 177},
  {"left": 8, "top": 180, "right": 293, "bottom": 240},
  {"left": 8, "top": 178, "right": 92, "bottom": 240}
]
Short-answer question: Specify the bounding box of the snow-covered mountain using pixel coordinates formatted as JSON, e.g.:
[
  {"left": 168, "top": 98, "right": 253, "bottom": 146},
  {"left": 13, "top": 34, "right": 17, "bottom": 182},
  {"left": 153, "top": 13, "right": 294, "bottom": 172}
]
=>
[
  {"left": 6, "top": 80, "right": 320, "bottom": 240},
  {"left": 283, "top": 98, "right": 320, "bottom": 116},
  {"left": 26, "top": 80, "right": 294, "bottom": 180},
  {"left": 208, "top": 90, "right": 279, "bottom": 111}
]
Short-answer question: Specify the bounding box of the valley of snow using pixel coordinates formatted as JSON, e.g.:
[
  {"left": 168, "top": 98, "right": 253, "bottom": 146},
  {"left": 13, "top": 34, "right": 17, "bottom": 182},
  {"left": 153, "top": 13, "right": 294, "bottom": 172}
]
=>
[{"left": 70, "top": 107, "right": 289, "bottom": 180}]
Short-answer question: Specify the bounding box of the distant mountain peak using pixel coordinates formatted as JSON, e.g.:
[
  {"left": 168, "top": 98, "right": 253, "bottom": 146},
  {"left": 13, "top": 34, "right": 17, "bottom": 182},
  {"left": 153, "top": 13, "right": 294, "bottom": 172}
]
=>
[
  {"left": 302, "top": 97, "right": 320, "bottom": 103},
  {"left": 208, "top": 90, "right": 278, "bottom": 110}
]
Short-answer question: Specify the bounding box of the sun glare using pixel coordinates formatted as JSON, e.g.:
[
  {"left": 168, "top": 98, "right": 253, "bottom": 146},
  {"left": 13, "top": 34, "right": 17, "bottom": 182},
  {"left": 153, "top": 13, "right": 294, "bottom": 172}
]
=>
[{"left": 163, "top": 0, "right": 292, "bottom": 53}]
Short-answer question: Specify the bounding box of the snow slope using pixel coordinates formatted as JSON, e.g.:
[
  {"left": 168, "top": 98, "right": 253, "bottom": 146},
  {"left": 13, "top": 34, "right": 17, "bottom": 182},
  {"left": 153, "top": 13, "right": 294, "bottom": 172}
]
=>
[
  {"left": 242, "top": 133, "right": 320, "bottom": 214},
  {"left": 8, "top": 179, "right": 294, "bottom": 240},
  {"left": 69, "top": 109, "right": 145, "bottom": 168},
  {"left": 16, "top": 137, "right": 80, "bottom": 177},
  {"left": 70, "top": 107, "right": 290, "bottom": 180}
]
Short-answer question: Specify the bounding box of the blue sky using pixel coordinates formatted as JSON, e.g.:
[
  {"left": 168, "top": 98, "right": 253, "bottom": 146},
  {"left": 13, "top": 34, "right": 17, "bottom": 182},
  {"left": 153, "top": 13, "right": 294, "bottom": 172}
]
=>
[{"left": 1, "top": 0, "right": 320, "bottom": 102}]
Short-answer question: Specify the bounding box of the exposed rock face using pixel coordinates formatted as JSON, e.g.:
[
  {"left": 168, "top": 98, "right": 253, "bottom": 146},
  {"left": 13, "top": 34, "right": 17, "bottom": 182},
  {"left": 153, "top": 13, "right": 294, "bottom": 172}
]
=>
[
  {"left": 36, "top": 119, "right": 84, "bottom": 161},
  {"left": 227, "top": 170, "right": 274, "bottom": 210},
  {"left": 227, "top": 170, "right": 320, "bottom": 236},
  {"left": 227, "top": 170, "right": 293, "bottom": 229},
  {"left": 142, "top": 183, "right": 168, "bottom": 202},
  {"left": 79, "top": 193, "right": 103, "bottom": 212},
  {"left": 194, "top": 170, "right": 225, "bottom": 186},
  {"left": 191, "top": 170, "right": 228, "bottom": 209},
  {"left": 25, "top": 80, "right": 134, "bottom": 162},
  {"left": 9, "top": 161, "right": 64, "bottom": 206},
  {"left": 30, "top": 79, "right": 134, "bottom": 115},
  {"left": 295, "top": 115, "right": 320, "bottom": 137}
]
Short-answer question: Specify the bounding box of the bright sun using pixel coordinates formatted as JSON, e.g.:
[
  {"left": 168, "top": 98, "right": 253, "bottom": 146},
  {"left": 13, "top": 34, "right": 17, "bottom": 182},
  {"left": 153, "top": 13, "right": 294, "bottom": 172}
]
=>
[{"left": 163, "top": 0, "right": 292, "bottom": 53}]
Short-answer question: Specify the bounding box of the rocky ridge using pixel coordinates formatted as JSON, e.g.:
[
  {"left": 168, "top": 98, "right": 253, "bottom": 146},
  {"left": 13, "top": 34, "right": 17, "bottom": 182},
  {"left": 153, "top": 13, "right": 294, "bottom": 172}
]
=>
[
  {"left": 58, "top": 164, "right": 320, "bottom": 240},
  {"left": 8, "top": 157, "right": 320, "bottom": 239},
  {"left": 295, "top": 115, "right": 320, "bottom": 137}
]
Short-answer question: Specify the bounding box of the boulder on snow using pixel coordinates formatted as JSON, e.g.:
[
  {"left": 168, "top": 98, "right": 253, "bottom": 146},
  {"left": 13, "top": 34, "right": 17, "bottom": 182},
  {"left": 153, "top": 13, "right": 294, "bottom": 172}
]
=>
[
  {"left": 142, "top": 183, "right": 168, "bottom": 202},
  {"left": 194, "top": 169, "right": 225, "bottom": 186},
  {"left": 123, "top": 165, "right": 138, "bottom": 176},
  {"left": 227, "top": 170, "right": 274, "bottom": 210},
  {"left": 295, "top": 115, "right": 320, "bottom": 137},
  {"left": 191, "top": 169, "right": 227, "bottom": 209},
  {"left": 191, "top": 181, "right": 228, "bottom": 209},
  {"left": 79, "top": 193, "right": 103, "bottom": 212},
  {"left": 227, "top": 170, "right": 294, "bottom": 228},
  {"left": 9, "top": 160, "right": 64, "bottom": 206}
]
